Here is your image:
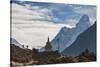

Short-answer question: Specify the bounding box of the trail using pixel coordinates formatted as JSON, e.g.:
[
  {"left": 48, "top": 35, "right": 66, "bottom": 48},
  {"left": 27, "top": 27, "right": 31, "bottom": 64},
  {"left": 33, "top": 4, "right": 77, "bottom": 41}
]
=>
[{"left": 11, "top": 60, "right": 38, "bottom": 66}]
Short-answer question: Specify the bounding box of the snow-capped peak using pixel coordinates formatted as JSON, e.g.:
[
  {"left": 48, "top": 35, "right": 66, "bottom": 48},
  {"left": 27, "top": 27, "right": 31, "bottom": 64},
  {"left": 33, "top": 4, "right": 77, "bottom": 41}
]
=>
[
  {"left": 51, "top": 15, "right": 91, "bottom": 52},
  {"left": 77, "top": 15, "right": 90, "bottom": 28}
]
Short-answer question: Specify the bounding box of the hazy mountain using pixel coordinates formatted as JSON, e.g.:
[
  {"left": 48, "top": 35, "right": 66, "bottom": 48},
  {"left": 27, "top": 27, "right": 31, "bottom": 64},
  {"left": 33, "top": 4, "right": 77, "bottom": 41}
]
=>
[
  {"left": 51, "top": 15, "right": 91, "bottom": 52},
  {"left": 62, "top": 22, "right": 96, "bottom": 56},
  {"left": 10, "top": 38, "right": 23, "bottom": 48}
]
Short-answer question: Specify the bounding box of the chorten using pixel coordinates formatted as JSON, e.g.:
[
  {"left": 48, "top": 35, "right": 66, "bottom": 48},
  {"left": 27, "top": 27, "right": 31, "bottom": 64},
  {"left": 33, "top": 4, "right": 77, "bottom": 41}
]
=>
[{"left": 45, "top": 37, "right": 52, "bottom": 51}]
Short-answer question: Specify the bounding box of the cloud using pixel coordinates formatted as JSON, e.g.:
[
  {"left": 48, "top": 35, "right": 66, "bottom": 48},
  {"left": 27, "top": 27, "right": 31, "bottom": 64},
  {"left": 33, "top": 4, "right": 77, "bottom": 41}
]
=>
[
  {"left": 12, "top": 3, "right": 53, "bottom": 23},
  {"left": 65, "top": 19, "right": 78, "bottom": 27}
]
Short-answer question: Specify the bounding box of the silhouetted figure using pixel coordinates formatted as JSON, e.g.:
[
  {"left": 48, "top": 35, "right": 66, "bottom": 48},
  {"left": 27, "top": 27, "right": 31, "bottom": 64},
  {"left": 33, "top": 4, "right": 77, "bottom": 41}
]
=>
[{"left": 22, "top": 45, "right": 24, "bottom": 48}]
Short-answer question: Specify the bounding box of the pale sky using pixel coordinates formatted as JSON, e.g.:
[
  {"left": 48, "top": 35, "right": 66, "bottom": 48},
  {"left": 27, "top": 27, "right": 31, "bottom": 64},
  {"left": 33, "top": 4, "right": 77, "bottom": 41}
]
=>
[{"left": 12, "top": 2, "right": 73, "bottom": 49}]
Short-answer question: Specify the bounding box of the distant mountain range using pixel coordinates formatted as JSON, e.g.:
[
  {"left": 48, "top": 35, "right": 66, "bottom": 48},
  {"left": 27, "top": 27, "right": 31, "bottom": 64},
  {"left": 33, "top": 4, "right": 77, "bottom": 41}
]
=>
[
  {"left": 51, "top": 15, "right": 91, "bottom": 52},
  {"left": 62, "top": 22, "right": 96, "bottom": 56}
]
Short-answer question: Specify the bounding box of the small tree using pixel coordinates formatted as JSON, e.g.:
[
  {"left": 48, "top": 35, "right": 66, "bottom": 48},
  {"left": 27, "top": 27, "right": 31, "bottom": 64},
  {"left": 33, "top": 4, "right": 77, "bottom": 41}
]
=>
[
  {"left": 85, "top": 49, "right": 89, "bottom": 53},
  {"left": 32, "top": 48, "right": 39, "bottom": 59},
  {"left": 32, "top": 48, "right": 38, "bottom": 54}
]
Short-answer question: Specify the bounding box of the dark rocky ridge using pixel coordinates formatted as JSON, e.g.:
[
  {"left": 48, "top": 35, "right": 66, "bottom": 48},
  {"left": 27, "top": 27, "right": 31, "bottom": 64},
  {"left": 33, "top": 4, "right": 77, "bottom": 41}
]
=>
[{"left": 62, "top": 22, "right": 96, "bottom": 56}]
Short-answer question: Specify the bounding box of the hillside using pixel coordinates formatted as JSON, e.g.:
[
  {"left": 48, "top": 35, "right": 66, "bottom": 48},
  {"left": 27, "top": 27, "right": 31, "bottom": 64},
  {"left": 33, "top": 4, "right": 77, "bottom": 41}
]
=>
[{"left": 10, "top": 44, "right": 35, "bottom": 66}]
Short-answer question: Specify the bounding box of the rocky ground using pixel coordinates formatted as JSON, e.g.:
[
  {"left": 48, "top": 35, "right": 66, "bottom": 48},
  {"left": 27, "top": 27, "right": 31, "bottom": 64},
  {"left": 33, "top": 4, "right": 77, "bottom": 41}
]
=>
[{"left": 10, "top": 44, "right": 96, "bottom": 66}]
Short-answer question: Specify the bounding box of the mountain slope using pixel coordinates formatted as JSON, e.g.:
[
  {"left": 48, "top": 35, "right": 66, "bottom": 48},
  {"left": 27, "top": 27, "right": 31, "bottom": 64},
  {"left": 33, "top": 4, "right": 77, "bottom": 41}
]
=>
[
  {"left": 62, "top": 22, "right": 96, "bottom": 56},
  {"left": 51, "top": 15, "right": 91, "bottom": 52},
  {"left": 10, "top": 38, "right": 23, "bottom": 48},
  {"left": 10, "top": 44, "right": 34, "bottom": 65}
]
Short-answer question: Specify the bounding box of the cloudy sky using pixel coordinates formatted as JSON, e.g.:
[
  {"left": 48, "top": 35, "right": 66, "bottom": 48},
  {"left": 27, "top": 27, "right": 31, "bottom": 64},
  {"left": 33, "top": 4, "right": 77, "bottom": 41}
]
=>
[
  {"left": 11, "top": 0, "right": 96, "bottom": 5},
  {"left": 11, "top": 0, "right": 96, "bottom": 49}
]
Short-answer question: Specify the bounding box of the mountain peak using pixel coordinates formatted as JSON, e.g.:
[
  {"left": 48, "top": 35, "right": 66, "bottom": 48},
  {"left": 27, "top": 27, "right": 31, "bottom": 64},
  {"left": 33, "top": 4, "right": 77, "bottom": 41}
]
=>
[
  {"left": 76, "top": 14, "right": 90, "bottom": 29},
  {"left": 51, "top": 15, "right": 91, "bottom": 52},
  {"left": 80, "top": 15, "right": 89, "bottom": 22}
]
